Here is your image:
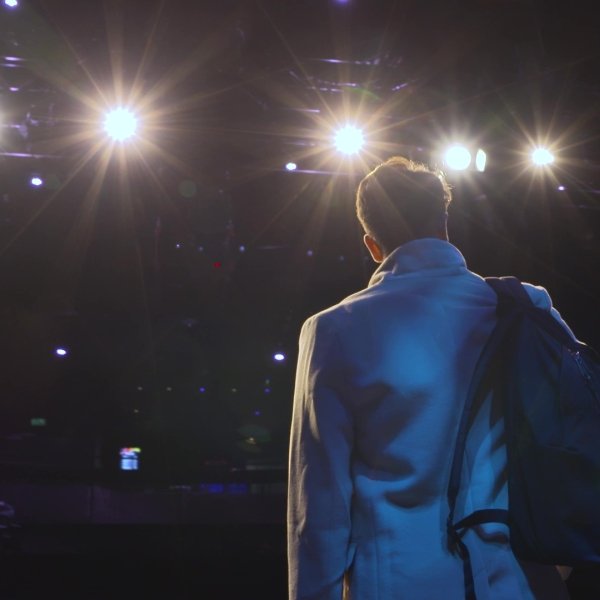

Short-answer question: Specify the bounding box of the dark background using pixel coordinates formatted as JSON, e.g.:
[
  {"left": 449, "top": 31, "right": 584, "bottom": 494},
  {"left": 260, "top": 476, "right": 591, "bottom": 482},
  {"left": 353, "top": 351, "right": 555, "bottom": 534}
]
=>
[{"left": 0, "top": 0, "right": 599, "bottom": 597}]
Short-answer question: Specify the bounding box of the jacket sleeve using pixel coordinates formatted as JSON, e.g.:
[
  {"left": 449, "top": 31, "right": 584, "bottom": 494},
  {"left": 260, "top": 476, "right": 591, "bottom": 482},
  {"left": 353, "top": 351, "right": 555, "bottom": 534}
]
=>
[{"left": 288, "top": 314, "right": 354, "bottom": 600}]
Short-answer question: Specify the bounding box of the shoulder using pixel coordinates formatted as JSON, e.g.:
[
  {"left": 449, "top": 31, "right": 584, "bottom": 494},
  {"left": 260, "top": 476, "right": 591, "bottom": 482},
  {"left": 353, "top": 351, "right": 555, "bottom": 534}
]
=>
[
  {"left": 520, "top": 281, "right": 554, "bottom": 311},
  {"left": 301, "top": 284, "right": 381, "bottom": 337},
  {"left": 300, "top": 304, "right": 345, "bottom": 344}
]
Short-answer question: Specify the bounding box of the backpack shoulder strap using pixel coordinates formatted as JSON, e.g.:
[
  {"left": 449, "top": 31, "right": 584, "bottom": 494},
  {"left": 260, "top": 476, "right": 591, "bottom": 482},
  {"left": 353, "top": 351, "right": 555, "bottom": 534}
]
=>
[
  {"left": 448, "top": 279, "right": 521, "bottom": 518},
  {"left": 485, "top": 276, "right": 533, "bottom": 307},
  {"left": 447, "top": 278, "right": 522, "bottom": 599}
]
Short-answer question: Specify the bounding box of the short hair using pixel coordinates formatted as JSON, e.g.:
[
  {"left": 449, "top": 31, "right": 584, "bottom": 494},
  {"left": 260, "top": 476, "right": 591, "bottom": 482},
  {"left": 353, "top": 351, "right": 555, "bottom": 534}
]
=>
[{"left": 356, "top": 156, "right": 452, "bottom": 255}]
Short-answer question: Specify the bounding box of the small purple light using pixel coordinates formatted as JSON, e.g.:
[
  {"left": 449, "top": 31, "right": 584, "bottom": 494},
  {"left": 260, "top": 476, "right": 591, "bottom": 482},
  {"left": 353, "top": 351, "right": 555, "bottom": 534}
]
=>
[
  {"left": 306, "top": 250, "right": 314, "bottom": 257},
  {"left": 239, "top": 245, "right": 246, "bottom": 253},
  {"left": 55, "top": 348, "right": 68, "bottom": 357},
  {"left": 175, "top": 243, "right": 182, "bottom": 249},
  {"left": 199, "top": 387, "right": 206, "bottom": 393},
  {"left": 30, "top": 177, "right": 43, "bottom": 187},
  {"left": 557, "top": 185, "right": 566, "bottom": 191},
  {"left": 264, "top": 388, "right": 271, "bottom": 394},
  {"left": 273, "top": 353, "right": 285, "bottom": 362},
  {"left": 254, "top": 410, "right": 261, "bottom": 416}
]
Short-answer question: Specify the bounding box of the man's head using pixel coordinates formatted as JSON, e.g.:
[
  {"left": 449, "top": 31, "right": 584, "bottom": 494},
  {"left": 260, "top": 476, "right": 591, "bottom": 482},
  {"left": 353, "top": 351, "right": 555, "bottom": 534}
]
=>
[{"left": 356, "top": 156, "right": 452, "bottom": 262}]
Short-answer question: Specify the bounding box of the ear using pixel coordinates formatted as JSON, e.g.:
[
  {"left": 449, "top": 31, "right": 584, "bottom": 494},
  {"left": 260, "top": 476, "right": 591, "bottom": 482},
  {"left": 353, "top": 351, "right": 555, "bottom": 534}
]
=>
[{"left": 363, "top": 234, "right": 384, "bottom": 263}]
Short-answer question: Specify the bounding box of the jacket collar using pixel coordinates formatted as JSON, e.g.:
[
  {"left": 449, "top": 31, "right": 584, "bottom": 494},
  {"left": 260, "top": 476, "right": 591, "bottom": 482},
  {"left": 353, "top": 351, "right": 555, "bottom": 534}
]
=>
[{"left": 368, "top": 238, "right": 467, "bottom": 287}]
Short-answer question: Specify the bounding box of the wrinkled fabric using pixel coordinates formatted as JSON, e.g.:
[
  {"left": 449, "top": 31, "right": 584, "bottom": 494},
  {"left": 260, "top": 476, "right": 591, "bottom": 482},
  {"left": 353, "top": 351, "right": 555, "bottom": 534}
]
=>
[{"left": 288, "top": 238, "right": 572, "bottom": 600}]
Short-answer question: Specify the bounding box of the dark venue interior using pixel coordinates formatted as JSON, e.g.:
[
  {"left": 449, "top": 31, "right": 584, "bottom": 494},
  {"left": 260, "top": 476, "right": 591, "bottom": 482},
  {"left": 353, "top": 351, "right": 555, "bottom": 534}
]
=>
[{"left": 0, "top": 0, "right": 599, "bottom": 597}]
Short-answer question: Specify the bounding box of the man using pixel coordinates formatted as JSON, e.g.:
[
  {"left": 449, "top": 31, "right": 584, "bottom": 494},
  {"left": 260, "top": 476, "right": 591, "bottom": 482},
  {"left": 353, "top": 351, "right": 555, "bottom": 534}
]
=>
[{"left": 287, "top": 157, "right": 572, "bottom": 599}]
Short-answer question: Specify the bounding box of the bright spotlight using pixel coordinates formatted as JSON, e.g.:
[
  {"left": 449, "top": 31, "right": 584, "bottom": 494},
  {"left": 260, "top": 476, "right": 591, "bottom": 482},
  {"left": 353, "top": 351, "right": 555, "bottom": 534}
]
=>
[
  {"left": 475, "top": 149, "right": 487, "bottom": 172},
  {"left": 104, "top": 107, "right": 138, "bottom": 142},
  {"left": 55, "top": 347, "right": 68, "bottom": 357},
  {"left": 531, "top": 147, "right": 554, "bottom": 166},
  {"left": 285, "top": 162, "right": 297, "bottom": 171},
  {"left": 273, "top": 352, "right": 286, "bottom": 362},
  {"left": 4, "top": 0, "right": 19, "bottom": 7},
  {"left": 334, "top": 125, "right": 364, "bottom": 155},
  {"left": 444, "top": 145, "right": 472, "bottom": 171},
  {"left": 30, "top": 176, "right": 43, "bottom": 187}
]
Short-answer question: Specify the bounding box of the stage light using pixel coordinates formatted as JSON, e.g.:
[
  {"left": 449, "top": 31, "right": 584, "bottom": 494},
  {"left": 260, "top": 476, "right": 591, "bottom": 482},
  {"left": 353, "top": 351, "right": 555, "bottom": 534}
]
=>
[
  {"left": 475, "top": 149, "right": 487, "bottom": 172},
  {"left": 55, "top": 347, "right": 68, "bottom": 357},
  {"left": 444, "top": 145, "right": 472, "bottom": 171},
  {"left": 273, "top": 352, "right": 286, "bottom": 362},
  {"left": 30, "top": 176, "right": 43, "bottom": 187},
  {"left": 103, "top": 107, "right": 138, "bottom": 142},
  {"left": 558, "top": 185, "right": 566, "bottom": 191},
  {"left": 531, "top": 147, "right": 554, "bottom": 166},
  {"left": 4, "top": 0, "right": 18, "bottom": 8},
  {"left": 285, "top": 162, "right": 297, "bottom": 171},
  {"left": 334, "top": 125, "right": 364, "bottom": 155}
]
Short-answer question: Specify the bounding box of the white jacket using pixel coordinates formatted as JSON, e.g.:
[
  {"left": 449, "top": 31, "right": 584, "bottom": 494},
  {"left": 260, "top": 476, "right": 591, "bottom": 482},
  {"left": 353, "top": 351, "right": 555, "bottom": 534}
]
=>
[{"left": 288, "top": 238, "right": 572, "bottom": 600}]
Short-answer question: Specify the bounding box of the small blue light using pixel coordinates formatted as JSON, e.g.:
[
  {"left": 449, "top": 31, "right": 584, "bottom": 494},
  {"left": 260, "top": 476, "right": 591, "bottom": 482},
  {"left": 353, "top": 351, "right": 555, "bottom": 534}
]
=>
[
  {"left": 55, "top": 347, "right": 68, "bottom": 357},
  {"left": 30, "top": 177, "right": 43, "bottom": 187},
  {"left": 239, "top": 245, "right": 246, "bottom": 253},
  {"left": 4, "top": 0, "right": 19, "bottom": 8},
  {"left": 273, "top": 353, "right": 285, "bottom": 362},
  {"left": 199, "top": 483, "right": 224, "bottom": 494},
  {"left": 285, "top": 162, "right": 297, "bottom": 171}
]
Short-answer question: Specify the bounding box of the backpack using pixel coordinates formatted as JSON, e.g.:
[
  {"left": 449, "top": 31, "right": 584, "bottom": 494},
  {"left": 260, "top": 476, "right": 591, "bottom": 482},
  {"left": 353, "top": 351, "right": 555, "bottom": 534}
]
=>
[{"left": 447, "top": 276, "right": 600, "bottom": 600}]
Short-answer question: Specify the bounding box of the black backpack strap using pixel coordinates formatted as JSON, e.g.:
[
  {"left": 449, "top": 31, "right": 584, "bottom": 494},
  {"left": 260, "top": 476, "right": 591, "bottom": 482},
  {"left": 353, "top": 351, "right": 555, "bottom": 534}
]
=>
[
  {"left": 447, "top": 278, "right": 521, "bottom": 600},
  {"left": 486, "top": 276, "right": 534, "bottom": 307}
]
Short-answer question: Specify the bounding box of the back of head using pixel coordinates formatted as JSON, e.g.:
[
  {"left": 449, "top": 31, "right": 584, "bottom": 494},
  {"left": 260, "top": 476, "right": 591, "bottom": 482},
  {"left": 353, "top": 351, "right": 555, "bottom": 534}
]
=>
[{"left": 356, "top": 156, "right": 452, "bottom": 256}]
